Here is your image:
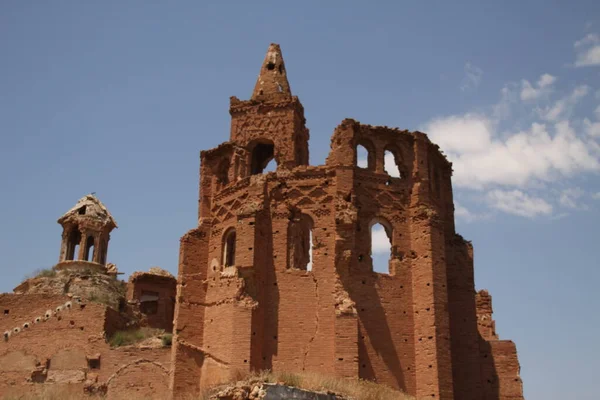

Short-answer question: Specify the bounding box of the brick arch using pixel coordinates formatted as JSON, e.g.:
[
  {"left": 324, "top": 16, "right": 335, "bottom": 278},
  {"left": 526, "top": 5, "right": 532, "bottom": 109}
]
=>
[
  {"left": 106, "top": 360, "right": 169, "bottom": 400},
  {"left": 248, "top": 138, "right": 276, "bottom": 175},
  {"left": 383, "top": 144, "right": 406, "bottom": 179}
]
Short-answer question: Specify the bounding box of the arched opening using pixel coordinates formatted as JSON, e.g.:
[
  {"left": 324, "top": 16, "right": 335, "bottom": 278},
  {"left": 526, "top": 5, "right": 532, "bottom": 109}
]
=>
[
  {"left": 66, "top": 229, "right": 81, "bottom": 261},
  {"left": 384, "top": 149, "right": 402, "bottom": 178},
  {"left": 370, "top": 220, "right": 392, "bottom": 274},
  {"left": 356, "top": 145, "right": 369, "bottom": 169},
  {"left": 222, "top": 229, "right": 237, "bottom": 267},
  {"left": 250, "top": 141, "right": 275, "bottom": 175},
  {"left": 356, "top": 140, "right": 375, "bottom": 170},
  {"left": 287, "top": 214, "right": 314, "bottom": 271},
  {"left": 84, "top": 236, "right": 95, "bottom": 262}
]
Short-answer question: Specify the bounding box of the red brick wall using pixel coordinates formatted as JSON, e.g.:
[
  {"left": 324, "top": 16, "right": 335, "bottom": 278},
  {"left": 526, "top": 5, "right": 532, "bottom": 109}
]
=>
[
  {"left": 127, "top": 277, "right": 176, "bottom": 332},
  {"left": 0, "top": 294, "right": 171, "bottom": 399},
  {"left": 171, "top": 81, "right": 524, "bottom": 400}
]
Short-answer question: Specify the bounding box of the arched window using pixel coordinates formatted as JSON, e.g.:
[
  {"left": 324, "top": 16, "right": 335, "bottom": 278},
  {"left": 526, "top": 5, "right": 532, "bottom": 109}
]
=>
[
  {"left": 356, "top": 140, "right": 375, "bottom": 170},
  {"left": 66, "top": 229, "right": 81, "bottom": 261},
  {"left": 84, "top": 236, "right": 95, "bottom": 262},
  {"left": 370, "top": 219, "right": 392, "bottom": 274},
  {"left": 250, "top": 141, "right": 275, "bottom": 175},
  {"left": 287, "top": 214, "right": 314, "bottom": 271},
  {"left": 222, "top": 229, "right": 237, "bottom": 267},
  {"left": 384, "top": 149, "right": 402, "bottom": 178}
]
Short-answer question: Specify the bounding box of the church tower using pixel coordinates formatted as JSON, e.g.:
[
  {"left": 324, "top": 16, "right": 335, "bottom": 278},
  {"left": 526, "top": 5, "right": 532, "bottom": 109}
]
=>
[{"left": 171, "top": 44, "right": 524, "bottom": 400}]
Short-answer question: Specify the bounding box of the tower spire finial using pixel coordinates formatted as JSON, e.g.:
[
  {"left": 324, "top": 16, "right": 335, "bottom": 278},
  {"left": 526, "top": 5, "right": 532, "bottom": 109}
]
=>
[{"left": 251, "top": 43, "right": 292, "bottom": 101}]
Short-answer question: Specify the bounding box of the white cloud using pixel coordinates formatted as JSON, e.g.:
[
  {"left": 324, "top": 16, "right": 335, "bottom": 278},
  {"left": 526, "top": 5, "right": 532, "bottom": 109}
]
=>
[
  {"left": 559, "top": 187, "right": 586, "bottom": 209},
  {"left": 584, "top": 118, "right": 600, "bottom": 137},
  {"left": 595, "top": 105, "right": 600, "bottom": 119},
  {"left": 574, "top": 33, "right": 600, "bottom": 67},
  {"left": 592, "top": 192, "right": 600, "bottom": 200},
  {"left": 384, "top": 152, "right": 400, "bottom": 177},
  {"left": 538, "top": 85, "right": 589, "bottom": 122},
  {"left": 486, "top": 190, "right": 553, "bottom": 218},
  {"left": 425, "top": 115, "right": 600, "bottom": 190},
  {"left": 461, "top": 62, "right": 483, "bottom": 91},
  {"left": 454, "top": 202, "right": 482, "bottom": 223},
  {"left": 371, "top": 224, "right": 391, "bottom": 254},
  {"left": 520, "top": 73, "right": 556, "bottom": 101}
]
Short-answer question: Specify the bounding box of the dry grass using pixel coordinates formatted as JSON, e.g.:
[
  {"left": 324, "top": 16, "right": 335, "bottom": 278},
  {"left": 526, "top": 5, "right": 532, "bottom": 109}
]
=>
[
  {"left": 24, "top": 268, "right": 57, "bottom": 280},
  {"left": 200, "top": 370, "right": 413, "bottom": 400}
]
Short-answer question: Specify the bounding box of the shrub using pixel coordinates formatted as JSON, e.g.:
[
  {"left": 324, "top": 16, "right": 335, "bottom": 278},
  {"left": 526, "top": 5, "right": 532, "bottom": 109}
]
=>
[
  {"left": 26, "top": 268, "right": 57, "bottom": 280},
  {"left": 108, "top": 327, "right": 164, "bottom": 347},
  {"left": 161, "top": 333, "right": 173, "bottom": 347}
]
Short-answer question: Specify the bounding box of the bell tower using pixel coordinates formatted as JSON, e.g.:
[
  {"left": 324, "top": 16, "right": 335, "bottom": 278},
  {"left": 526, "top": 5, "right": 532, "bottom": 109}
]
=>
[
  {"left": 57, "top": 194, "right": 117, "bottom": 266},
  {"left": 228, "top": 43, "right": 310, "bottom": 172}
]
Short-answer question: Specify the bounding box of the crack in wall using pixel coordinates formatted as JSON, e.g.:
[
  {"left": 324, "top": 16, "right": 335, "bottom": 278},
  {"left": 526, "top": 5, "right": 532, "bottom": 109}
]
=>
[
  {"left": 177, "top": 339, "right": 230, "bottom": 367},
  {"left": 302, "top": 273, "right": 320, "bottom": 370}
]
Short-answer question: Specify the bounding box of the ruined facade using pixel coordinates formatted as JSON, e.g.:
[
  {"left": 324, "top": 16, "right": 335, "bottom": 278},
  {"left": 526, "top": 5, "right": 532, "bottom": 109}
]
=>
[
  {"left": 127, "top": 268, "right": 177, "bottom": 332},
  {"left": 171, "top": 44, "right": 524, "bottom": 399},
  {"left": 0, "top": 195, "right": 177, "bottom": 399}
]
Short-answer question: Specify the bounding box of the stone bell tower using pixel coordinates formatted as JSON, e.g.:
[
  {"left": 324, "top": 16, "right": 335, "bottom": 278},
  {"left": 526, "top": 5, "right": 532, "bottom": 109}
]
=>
[{"left": 57, "top": 194, "right": 117, "bottom": 268}]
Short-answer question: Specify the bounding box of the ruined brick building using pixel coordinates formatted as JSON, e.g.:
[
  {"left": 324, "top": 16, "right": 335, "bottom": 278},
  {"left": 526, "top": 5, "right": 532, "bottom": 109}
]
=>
[
  {"left": 171, "top": 44, "right": 524, "bottom": 399},
  {"left": 1, "top": 195, "right": 177, "bottom": 399}
]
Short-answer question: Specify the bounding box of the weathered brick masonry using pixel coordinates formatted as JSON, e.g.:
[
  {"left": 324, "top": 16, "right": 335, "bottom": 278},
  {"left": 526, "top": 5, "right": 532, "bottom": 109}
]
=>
[
  {"left": 1, "top": 195, "right": 176, "bottom": 399},
  {"left": 169, "top": 43, "right": 525, "bottom": 399}
]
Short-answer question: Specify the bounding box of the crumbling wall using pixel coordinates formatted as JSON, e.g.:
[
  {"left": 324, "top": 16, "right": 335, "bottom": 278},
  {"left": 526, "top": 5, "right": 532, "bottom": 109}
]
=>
[
  {"left": 447, "top": 237, "right": 484, "bottom": 399},
  {"left": 171, "top": 44, "right": 525, "bottom": 400},
  {"left": 477, "top": 291, "right": 524, "bottom": 400},
  {"left": 0, "top": 293, "right": 171, "bottom": 398},
  {"left": 127, "top": 270, "right": 176, "bottom": 332}
]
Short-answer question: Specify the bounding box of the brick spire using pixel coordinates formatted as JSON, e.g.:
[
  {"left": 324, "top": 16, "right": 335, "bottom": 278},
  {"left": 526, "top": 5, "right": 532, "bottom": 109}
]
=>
[{"left": 251, "top": 43, "right": 292, "bottom": 101}]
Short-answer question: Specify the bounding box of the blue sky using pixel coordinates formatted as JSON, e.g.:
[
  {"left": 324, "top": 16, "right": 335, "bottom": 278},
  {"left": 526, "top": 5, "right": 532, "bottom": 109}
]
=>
[{"left": 1, "top": 2, "right": 599, "bottom": 399}]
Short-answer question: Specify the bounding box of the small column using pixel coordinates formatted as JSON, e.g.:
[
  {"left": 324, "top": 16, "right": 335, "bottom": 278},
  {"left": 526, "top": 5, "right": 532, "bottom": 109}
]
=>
[
  {"left": 59, "top": 228, "right": 69, "bottom": 262},
  {"left": 92, "top": 234, "right": 100, "bottom": 263},
  {"left": 77, "top": 230, "right": 87, "bottom": 261}
]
